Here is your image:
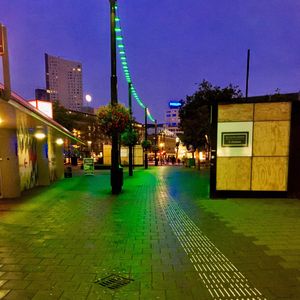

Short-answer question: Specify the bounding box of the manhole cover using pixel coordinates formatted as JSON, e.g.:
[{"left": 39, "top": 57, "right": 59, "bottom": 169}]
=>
[{"left": 95, "top": 274, "right": 134, "bottom": 290}]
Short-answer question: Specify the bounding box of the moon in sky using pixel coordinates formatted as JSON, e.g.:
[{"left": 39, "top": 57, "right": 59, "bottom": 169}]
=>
[{"left": 85, "top": 94, "right": 92, "bottom": 102}]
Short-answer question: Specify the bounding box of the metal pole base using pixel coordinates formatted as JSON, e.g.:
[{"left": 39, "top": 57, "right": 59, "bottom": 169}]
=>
[
  {"left": 144, "top": 153, "right": 148, "bottom": 169},
  {"left": 110, "top": 166, "right": 123, "bottom": 194}
]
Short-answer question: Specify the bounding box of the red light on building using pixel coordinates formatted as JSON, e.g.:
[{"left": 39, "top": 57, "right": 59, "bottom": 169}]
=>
[{"left": 0, "top": 25, "right": 4, "bottom": 56}]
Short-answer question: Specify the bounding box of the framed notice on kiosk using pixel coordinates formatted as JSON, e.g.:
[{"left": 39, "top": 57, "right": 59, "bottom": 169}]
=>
[
  {"left": 83, "top": 158, "right": 94, "bottom": 176},
  {"left": 217, "top": 122, "right": 253, "bottom": 157},
  {"left": 221, "top": 132, "right": 249, "bottom": 147}
]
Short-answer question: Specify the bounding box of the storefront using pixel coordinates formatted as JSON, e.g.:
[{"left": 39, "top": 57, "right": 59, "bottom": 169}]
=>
[{"left": 0, "top": 92, "right": 83, "bottom": 198}]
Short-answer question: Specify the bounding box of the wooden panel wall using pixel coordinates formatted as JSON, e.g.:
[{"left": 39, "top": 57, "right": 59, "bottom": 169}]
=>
[
  {"left": 254, "top": 102, "right": 291, "bottom": 121},
  {"left": 218, "top": 104, "right": 253, "bottom": 122},
  {"left": 216, "top": 157, "right": 251, "bottom": 190},
  {"left": 217, "top": 102, "right": 291, "bottom": 192},
  {"left": 252, "top": 157, "right": 288, "bottom": 191},
  {"left": 253, "top": 121, "right": 290, "bottom": 156}
]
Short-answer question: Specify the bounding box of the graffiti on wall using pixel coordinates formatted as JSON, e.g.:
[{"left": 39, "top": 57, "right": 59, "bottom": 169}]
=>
[
  {"left": 16, "top": 114, "right": 38, "bottom": 191},
  {"left": 47, "top": 132, "right": 57, "bottom": 182}
]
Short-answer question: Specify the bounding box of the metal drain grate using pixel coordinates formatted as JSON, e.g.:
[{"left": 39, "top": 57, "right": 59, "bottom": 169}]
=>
[{"left": 95, "top": 274, "right": 134, "bottom": 290}]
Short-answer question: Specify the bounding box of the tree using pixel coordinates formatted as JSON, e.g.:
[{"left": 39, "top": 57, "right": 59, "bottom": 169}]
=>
[
  {"left": 141, "top": 139, "right": 152, "bottom": 150},
  {"left": 179, "top": 80, "right": 242, "bottom": 156},
  {"left": 52, "top": 101, "right": 75, "bottom": 130},
  {"left": 121, "top": 129, "right": 138, "bottom": 146},
  {"left": 96, "top": 104, "right": 131, "bottom": 137}
]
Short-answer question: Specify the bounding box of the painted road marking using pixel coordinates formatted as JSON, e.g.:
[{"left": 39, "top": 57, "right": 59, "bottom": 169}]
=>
[{"left": 157, "top": 178, "right": 267, "bottom": 300}]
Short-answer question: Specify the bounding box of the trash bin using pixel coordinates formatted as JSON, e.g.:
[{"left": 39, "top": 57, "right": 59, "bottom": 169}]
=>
[
  {"left": 64, "top": 166, "right": 72, "bottom": 178},
  {"left": 71, "top": 156, "right": 78, "bottom": 166},
  {"left": 188, "top": 158, "right": 196, "bottom": 168}
]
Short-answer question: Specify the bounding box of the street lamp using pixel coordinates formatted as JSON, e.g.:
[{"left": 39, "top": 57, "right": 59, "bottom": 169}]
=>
[
  {"left": 128, "top": 82, "right": 133, "bottom": 176},
  {"left": 109, "top": 0, "right": 123, "bottom": 194},
  {"left": 144, "top": 107, "right": 148, "bottom": 169},
  {"left": 159, "top": 142, "right": 165, "bottom": 165},
  {"left": 175, "top": 137, "right": 180, "bottom": 164},
  {"left": 154, "top": 120, "right": 158, "bottom": 166}
]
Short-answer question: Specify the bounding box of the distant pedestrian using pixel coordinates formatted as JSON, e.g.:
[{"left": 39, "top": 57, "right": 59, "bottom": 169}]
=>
[{"left": 171, "top": 156, "right": 176, "bottom": 165}]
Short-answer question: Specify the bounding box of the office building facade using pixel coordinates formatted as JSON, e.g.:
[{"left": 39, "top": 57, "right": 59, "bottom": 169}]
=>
[
  {"left": 45, "top": 53, "right": 83, "bottom": 111},
  {"left": 164, "top": 100, "right": 183, "bottom": 134}
]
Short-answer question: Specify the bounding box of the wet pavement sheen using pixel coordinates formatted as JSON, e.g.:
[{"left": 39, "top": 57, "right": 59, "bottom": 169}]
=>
[{"left": 0, "top": 166, "right": 299, "bottom": 299}]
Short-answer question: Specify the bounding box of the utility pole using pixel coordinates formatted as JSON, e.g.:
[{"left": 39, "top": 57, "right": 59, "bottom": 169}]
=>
[
  {"left": 246, "top": 49, "right": 250, "bottom": 100},
  {"left": 128, "top": 82, "right": 133, "bottom": 176},
  {"left": 0, "top": 24, "right": 11, "bottom": 100},
  {"left": 144, "top": 107, "right": 148, "bottom": 169},
  {"left": 154, "top": 120, "right": 158, "bottom": 166},
  {"left": 109, "top": 0, "right": 123, "bottom": 194}
]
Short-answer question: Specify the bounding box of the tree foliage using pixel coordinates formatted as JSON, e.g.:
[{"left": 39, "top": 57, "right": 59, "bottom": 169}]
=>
[
  {"left": 179, "top": 80, "right": 242, "bottom": 151},
  {"left": 52, "top": 101, "right": 75, "bottom": 130},
  {"left": 97, "top": 104, "right": 131, "bottom": 137},
  {"left": 121, "top": 129, "right": 138, "bottom": 146},
  {"left": 141, "top": 139, "right": 152, "bottom": 150}
]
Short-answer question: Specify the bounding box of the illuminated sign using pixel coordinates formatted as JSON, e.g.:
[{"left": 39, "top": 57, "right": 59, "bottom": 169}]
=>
[
  {"left": 83, "top": 158, "right": 94, "bottom": 176},
  {"left": 0, "top": 25, "right": 4, "bottom": 56},
  {"left": 168, "top": 100, "right": 183, "bottom": 109},
  {"left": 28, "top": 100, "right": 53, "bottom": 119}
]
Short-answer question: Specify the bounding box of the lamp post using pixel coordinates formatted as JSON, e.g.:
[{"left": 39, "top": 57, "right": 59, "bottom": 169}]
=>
[
  {"left": 159, "top": 142, "right": 165, "bottom": 165},
  {"left": 175, "top": 137, "right": 180, "bottom": 164},
  {"left": 144, "top": 107, "right": 148, "bottom": 169},
  {"left": 154, "top": 119, "right": 158, "bottom": 166},
  {"left": 246, "top": 49, "right": 250, "bottom": 100},
  {"left": 109, "top": 0, "right": 123, "bottom": 194},
  {"left": 128, "top": 82, "right": 133, "bottom": 176}
]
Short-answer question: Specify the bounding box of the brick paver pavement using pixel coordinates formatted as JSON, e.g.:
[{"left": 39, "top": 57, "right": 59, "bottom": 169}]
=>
[{"left": 0, "top": 166, "right": 299, "bottom": 299}]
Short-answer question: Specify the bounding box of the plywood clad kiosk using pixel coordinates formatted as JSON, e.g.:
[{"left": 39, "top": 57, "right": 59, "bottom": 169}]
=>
[{"left": 210, "top": 93, "right": 300, "bottom": 198}]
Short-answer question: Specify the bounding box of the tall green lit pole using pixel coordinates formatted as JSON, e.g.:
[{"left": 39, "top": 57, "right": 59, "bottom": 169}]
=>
[
  {"left": 128, "top": 82, "right": 133, "bottom": 176},
  {"left": 109, "top": 0, "right": 123, "bottom": 194},
  {"left": 154, "top": 119, "right": 158, "bottom": 166},
  {"left": 144, "top": 107, "right": 148, "bottom": 169}
]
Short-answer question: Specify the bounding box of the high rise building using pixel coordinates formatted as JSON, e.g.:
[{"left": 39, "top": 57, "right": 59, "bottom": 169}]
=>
[
  {"left": 164, "top": 100, "right": 183, "bottom": 135},
  {"left": 45, "top": 53, "right": 83, "bottom": 111}
]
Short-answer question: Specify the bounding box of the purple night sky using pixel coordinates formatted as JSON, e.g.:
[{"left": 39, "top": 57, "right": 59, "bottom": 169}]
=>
[{"left": 0, "top": 0, "right": 299, "bottom": 123}]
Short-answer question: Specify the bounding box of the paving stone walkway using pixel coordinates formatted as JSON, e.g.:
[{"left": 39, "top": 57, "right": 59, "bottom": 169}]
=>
[{"left": 0, "top": 166, "right": 299, "bottom": 299}]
